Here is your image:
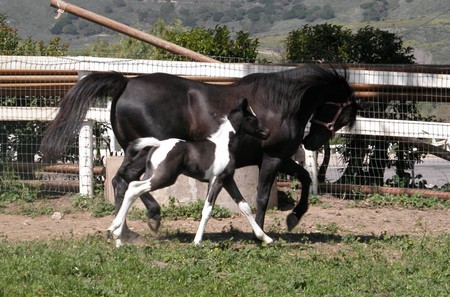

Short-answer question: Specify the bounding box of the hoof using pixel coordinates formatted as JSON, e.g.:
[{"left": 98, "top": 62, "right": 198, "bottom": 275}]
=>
[
  {"left": 107, "top": 229, "right": 115, "bottom": 239},
  {"left": 122, "top": 229, "right": 141, "bottom": 242},
  {"left": 286, "top": 213, "right": 299, "bottom": 231},
  {"left": 263, "top": 236, "right": 274, "bottom": 244},
  {"left": 147, "top": 218, "right": 161, "bottom": 233}
]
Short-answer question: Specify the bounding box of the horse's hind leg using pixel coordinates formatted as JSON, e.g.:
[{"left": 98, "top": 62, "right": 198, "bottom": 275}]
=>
[
  {"left": 279, "top": 158, "right": 311, "bottom": 231},
  {"left": 224, "top": 178, "right": 273, "bottom": 244}
]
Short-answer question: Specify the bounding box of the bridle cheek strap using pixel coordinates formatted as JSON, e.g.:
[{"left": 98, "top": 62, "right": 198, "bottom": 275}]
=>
[{"left": 311, "top": 100, "right": 352, "bottom": 136}]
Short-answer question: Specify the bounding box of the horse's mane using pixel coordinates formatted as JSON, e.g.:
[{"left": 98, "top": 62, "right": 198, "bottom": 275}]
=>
[{"left": 235, "top": 63, "right": 350, "bottom": 117}]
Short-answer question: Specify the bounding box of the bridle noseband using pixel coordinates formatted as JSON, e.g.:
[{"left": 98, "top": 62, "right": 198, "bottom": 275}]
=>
[{"left": 311, "top": 100, "right": 353, "bottom": 135}]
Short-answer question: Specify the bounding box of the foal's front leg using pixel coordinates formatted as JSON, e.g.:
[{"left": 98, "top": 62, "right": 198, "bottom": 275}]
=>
[
  {"left": 193, "top": 176, "right": 224, "bottom": 245},
  {"left": 224, "top": 178, "right": 273, "bottom": 244}
]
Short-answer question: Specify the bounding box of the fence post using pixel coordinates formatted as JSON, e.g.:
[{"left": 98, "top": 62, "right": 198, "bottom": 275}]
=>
[
  {"left": 79, "top": 120, "right": 94, "bottom": 196},
  {"left": 77, "top": 71, "right": 94, "bottom": 197},
  {"left": 107, "top": 101, "right": 118, "bottom": 153},
  {"left": 304, "top": 149, "right": 318, "bottom": 194}
]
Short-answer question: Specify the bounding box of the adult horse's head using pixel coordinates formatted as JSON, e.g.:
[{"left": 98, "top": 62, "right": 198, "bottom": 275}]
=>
[
  {"left": 301, "top": 64, "right": 356, "bottom": 151},
  {"left": 303, "top": 98, "right": 357, "bottom": 150}
]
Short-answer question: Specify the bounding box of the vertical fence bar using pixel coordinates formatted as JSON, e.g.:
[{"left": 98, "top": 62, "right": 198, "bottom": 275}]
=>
[
  {"left": 304, "top": 149, "right": 318, "bottom": 194},
  {"left": 79, "top": 120, "right": 94, "bottom": 196}
]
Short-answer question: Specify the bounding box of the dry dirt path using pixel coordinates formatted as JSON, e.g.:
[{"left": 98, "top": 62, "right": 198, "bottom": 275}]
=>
[{"left": 1, "top": 196, "right": 448, "bottom": 243}]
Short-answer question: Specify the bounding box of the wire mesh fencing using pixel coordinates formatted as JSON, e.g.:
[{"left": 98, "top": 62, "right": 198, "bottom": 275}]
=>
[{"left": 1, "top": 57, "right": 449, "bottom": 201}]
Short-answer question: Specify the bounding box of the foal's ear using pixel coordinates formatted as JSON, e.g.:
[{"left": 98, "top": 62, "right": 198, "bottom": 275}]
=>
[{"left": 239, "top": 97, "right": 249, "bottom": 110}]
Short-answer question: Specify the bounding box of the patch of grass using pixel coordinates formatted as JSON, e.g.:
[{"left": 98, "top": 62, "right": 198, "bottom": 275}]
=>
[
  {"left": 0, "top": 168, "right": 40, "bottom": 204},
  {"left": 70, "top": 194, "right": 94, "bottom": 211},
  {"left": 161, "top": 196, "right": 233, "bottom": 220},
  {"left": 71, "top": 194, "right": 115, "bottom": 217},
  {"left": 363, "top": 193, "right": 450, "bottom": 209},
  {"left": 127, "top": 206, "right": 147, "bottom": 221},
  {"left": 16, "top": 203, "right": 55, "bottom": 217},
  {"left": 0, "top": 233, "right": 448, "bottom": 296},
  {"left": 309, "top": 194, "right": 322, "bottom": 205},
  {"left": 315, "top": 222, "right": 340, "bottom": 234},
  {"left": 91, "top": 200, "right": 115, "bottom": 218}
]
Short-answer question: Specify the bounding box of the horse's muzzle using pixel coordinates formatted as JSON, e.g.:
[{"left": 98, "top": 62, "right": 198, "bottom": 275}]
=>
[{"left": 302, "top": 135, "right": 320, "bottom": 151}]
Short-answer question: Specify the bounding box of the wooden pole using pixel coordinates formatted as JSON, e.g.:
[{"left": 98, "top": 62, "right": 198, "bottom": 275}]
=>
[{"left": 49, "top": 0, "right": 221, "bottom": 63}]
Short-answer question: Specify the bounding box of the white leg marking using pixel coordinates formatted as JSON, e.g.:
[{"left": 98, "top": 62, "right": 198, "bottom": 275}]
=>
[
  {"left": 193, "top": 200, "right": 213, "bottom": 245},
  {"left": 108, "top": 179, "right": 152, "bottom": 246},
  {"left": 238, "top": 201, "right": 273, "bottom": 244}
]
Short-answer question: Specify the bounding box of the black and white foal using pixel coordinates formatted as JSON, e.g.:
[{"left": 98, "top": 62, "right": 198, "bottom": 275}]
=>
[{"left": 108, "top": 99, "right": 273, "bottom": 246}]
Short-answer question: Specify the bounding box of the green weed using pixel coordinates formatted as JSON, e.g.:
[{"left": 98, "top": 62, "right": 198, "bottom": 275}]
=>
[
  {"left": 161, "top": 196, "right": 233, "bottom": 220},
  {"left": 364, "top": 193, "right": 450, "bottom": 208}
]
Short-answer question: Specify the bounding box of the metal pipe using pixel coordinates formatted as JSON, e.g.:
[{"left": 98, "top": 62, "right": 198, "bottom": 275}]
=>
[{"left": 49, "top": 0, "right": 221, "bottom": 63}]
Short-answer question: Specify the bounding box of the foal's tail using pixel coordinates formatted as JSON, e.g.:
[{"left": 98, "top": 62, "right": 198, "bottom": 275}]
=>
[
  {"left": 40, "top": 72, "right": 128, "bottom": 161},
  {"left": 132, "top": 137, "right": 163, "bottom": 151}
]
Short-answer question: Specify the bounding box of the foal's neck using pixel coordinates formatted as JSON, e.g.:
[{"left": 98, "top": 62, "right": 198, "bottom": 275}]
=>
[{"left": 207, "top": 117, "right": 239, "bottom": 148}]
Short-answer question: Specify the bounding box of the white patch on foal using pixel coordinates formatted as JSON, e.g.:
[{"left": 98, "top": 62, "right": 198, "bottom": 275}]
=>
[
  {"left": 204, "top": 118, "right": 235, "bottom": 180},
  {"left": 134, "top": 137, "right": 183, "bottom": 170}
]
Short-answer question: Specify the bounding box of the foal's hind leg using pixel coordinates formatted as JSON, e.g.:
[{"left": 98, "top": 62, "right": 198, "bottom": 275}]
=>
[
  {"left": 114, "top": 151, "right": 162, "bottom": 234},
  {"left": 279, "top": 158, "right": 311, "bottom": 231},
  {"left": 224, "top": 178, "right": 273, "bottom": 244},
  {"left": 108, "top": 179, "right": 152, "bottom": 246}
]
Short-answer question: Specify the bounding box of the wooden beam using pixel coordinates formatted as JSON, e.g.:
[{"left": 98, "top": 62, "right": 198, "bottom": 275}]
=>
[{"left": 50, "top": 0, "right": 220, "bottom": 63}]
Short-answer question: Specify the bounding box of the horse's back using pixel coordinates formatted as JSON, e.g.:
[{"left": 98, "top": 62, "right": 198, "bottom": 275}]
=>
[{"left": 113, "top": 73, "right": 235, "bottom": 146}]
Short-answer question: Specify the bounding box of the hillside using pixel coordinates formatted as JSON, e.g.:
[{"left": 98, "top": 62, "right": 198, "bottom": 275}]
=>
[{"left": 1, "top": 0, "right": 450, "bottom": 63}]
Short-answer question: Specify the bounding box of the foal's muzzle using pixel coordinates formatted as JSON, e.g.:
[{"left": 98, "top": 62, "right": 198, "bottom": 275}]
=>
[{"left": 259, "top": 128, "right": 270, "bottom": 140}]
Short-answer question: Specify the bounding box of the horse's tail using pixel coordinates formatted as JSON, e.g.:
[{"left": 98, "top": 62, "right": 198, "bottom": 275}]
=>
[
  {"left": 40, "top": 72, "right": 128, "bottom": 161},
  {"left": 132, "top": 137, "right": 163, "bottom": 151}
]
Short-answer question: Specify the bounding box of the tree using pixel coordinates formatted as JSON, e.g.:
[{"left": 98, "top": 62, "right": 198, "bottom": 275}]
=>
[
  {"left": 352, "top": 26, "right": 414, "bottom": 64},
  {"left": 85, "top": 20, "right": 259, "bottom": 63},
  {"left": 284, "top": 24, "right": 414, "bottom": 64},
  {"left": 285, "top": 24, "right": 353, "bottom": 63},
  {"left": 0, "top": 14, "right": 68, "bottom": 163}
]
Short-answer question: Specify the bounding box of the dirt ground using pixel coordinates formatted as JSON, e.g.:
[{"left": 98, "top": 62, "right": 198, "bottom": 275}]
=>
[{"left": 0, "top": 195, "right": 448, "bottom": 243}]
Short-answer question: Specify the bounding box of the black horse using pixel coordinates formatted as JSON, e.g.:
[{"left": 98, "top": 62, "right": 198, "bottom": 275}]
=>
[{"left": 41, "top": 63, "right": 357, "bottom": 240}]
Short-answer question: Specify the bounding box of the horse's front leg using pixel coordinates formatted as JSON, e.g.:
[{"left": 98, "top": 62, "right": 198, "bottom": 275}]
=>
[
  {"left": 279, "top": 158, "right": 312, "bottom": 231},
  {"left": 223, "top": 178, "right": 273, "bottom": 244},
  {"left": 255, "top": 156, "right": 283, "bottom": 230}
]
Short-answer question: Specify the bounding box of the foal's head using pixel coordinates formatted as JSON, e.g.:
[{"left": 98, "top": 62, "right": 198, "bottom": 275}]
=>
[{"left": 228, "top": 98, "right": 270, "bottom": 140}]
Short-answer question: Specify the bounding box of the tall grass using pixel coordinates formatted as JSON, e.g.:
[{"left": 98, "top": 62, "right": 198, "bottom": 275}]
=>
[{"left": 0, "top": 233, "right": 448, "bottom": 296}]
